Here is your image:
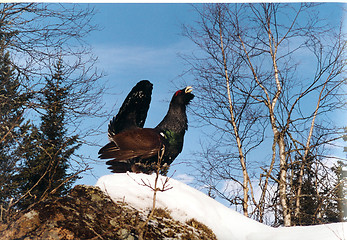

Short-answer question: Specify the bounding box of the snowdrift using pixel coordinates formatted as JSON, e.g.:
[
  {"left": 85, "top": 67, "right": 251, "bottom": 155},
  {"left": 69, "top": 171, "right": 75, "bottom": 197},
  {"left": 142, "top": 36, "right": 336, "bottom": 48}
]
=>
[{"left": 96, "top": 173, "right": 347, "bottom": 240}]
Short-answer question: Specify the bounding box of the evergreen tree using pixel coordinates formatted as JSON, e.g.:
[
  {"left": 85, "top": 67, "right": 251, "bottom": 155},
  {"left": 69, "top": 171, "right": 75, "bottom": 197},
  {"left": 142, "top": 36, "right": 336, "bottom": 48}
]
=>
[
  {"left": 17, "top": 60, "right": 80, "bottom": 209},
  {"left": 0, "top": 45, "right": 28, "bottom": 214},
  {"left": 288, "top": 154, "right": 345, "bottom": 225},
  {"left": 322, "top": 161, "right": 346, "bottom": 223},
  {"left": 289, "top": 154, "right": 319, "bottom": 225}
]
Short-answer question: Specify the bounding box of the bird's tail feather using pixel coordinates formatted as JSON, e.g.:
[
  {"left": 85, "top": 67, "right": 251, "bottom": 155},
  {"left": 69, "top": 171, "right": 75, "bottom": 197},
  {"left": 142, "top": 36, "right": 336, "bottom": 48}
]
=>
[{"left": 107, "top": 161, "right": 132, "bottom": 173}]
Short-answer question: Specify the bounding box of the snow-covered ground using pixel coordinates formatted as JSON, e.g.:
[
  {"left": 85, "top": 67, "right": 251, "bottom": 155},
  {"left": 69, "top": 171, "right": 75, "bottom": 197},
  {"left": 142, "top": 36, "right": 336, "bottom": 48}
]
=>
[{"left": 96, "top": 173, "right": 347, "bottom": 240}]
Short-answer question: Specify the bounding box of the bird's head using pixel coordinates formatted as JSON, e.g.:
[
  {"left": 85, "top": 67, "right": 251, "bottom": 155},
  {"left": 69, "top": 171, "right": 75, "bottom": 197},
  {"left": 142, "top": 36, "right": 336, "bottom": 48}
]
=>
[{"left": 171, "top": 86, "right": 194, "bottom": 106}]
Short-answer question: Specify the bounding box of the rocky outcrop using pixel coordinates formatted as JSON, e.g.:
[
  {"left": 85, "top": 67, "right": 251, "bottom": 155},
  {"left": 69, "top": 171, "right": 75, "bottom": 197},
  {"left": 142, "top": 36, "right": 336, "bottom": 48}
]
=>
[{"left": 0, "top": 185, "right": 216, "bottom": 239}]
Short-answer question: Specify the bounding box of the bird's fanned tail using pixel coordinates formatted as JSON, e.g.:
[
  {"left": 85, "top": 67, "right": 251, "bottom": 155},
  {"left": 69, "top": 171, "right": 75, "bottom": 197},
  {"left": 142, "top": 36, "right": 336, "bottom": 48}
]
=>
[{"left": 108, "top": 80, "right": 153, "bottom": 136}]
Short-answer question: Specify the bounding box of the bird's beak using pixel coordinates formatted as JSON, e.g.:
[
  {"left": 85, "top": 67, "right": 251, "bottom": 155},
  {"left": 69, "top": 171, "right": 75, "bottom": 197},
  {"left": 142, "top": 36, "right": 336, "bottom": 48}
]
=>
[{"left": 185, "top": 86, "right": 193, "bottom": 94}]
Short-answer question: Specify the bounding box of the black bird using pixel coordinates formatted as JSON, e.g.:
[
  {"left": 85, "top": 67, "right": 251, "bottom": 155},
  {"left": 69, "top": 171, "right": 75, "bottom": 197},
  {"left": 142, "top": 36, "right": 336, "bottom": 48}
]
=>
[{"left": 98, "top": 81, "right": 194, "bottom": 174}]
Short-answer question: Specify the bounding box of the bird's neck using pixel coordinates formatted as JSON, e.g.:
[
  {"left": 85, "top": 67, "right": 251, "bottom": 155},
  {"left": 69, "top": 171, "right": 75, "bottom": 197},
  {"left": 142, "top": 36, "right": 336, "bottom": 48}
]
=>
[{"left": 155, "top": 104, "right": 188, "bottom": 133}]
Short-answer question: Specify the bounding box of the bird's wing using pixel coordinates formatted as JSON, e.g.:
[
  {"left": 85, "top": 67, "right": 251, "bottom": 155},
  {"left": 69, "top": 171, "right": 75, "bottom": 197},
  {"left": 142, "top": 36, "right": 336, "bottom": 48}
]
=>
[
  {"left": 108, "top": 80, "right": 153, "bottom": 137},
  {"left": 99, "top": 128, "right": 163, "bottom": 162}
]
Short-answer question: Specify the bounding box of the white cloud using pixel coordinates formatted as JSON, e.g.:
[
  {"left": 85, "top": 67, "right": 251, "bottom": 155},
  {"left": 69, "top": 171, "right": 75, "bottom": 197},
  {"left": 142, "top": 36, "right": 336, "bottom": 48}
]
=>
[{"left": 174, "top": 173, "right": 195, "bottom": 184}]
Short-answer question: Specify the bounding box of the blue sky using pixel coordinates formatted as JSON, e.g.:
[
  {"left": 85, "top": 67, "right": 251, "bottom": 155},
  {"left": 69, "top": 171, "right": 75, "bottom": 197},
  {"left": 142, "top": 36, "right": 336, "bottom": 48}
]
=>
[{"left": 75, "top": 3, "right": 346, "bottom": 200}]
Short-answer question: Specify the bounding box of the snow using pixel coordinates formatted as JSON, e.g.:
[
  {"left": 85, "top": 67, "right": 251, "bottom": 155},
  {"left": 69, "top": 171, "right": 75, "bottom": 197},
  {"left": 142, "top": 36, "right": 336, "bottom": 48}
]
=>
[{"left": 96, "top": 173, "right": 347, "bottom": 240}]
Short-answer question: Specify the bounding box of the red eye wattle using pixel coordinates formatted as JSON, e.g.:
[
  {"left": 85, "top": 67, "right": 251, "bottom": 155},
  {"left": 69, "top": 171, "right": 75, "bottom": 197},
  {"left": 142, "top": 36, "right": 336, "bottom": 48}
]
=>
[{"left": 175, "top": 90, "right": 182, "bottom": 96}]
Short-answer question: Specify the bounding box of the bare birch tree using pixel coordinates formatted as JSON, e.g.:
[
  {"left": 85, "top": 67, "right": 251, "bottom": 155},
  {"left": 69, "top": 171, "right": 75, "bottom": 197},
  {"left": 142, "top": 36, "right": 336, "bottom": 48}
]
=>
[{"left": 184, "top": 3, "right": 346, "bottom": 226}]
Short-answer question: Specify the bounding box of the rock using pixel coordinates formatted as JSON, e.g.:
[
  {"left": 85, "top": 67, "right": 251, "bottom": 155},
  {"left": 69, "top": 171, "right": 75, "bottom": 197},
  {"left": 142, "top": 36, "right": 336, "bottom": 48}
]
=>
[{"left": 0, "top": 185, "right": 216, "bottom": 239}]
